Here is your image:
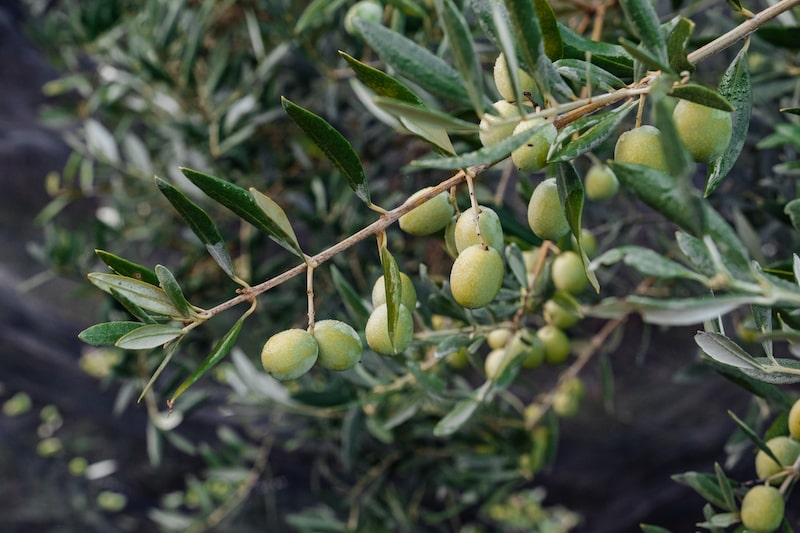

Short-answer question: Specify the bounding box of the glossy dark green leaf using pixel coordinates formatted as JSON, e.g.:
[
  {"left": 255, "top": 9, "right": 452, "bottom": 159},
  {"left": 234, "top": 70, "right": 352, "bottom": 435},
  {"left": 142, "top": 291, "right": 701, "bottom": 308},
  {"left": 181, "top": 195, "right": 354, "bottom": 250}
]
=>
[
  {"left": 666, "top": 16, "right": 695, "bottom": 74},
  {"left": 88, "top": 272, "right": 182, "bottom": 317},
  {"left": 155, "top": 265, "right": 193, "bottom": 318},
  {"left": 727, "top": 410, "right": 783, "bottom": 464},
  {"left": 250, "top": 188, "right": 303, "bottom": 255},
  {"left": 669, "top": 84, "right": 734, "bottom": 112},
  {"left": 559, "top": 23, "right": 633, "bottom": 77},
  {"left": 435, "top": 0, "right": 485, "bottom": 114},
  {"left": 553, "top": 59, "right": 626, "bottom": 92},
  {"left": 354, "top": 19, "right": 472, "bottom": 108},
  {"left": 95, "top": 249, "right": 159, "bottom": 286},
  {"left": 169, "top": 314, "right": 246, "bottom": 405},
  {"left": 695, "top": 331, "right": 763, "bottom": 369},
  {"left": 116, "top": 324, "right": 185, "bottom": 350},
  {"left": 619, "top": 0, "right": 669, "bottom": 66},
  {"left": 706, "top": 48, "right": 752, "bottom": 196},
  {"left": 549, "top": 99, "right": 636, "bottom": 162},
  {"left": 532, "top": 0, "right": 562, "bottom": 60},
  {"left": 556, "top": 162, "right": 598, "bottom": 292},
  {"left": 592, "top": 245, "right": 708, "bottom": 283},
  {"left": 410, "top": 121, "right": 535, "bottom": 169},
  {"left": 671, "top": 472, "right": 728, "bottom": 510},
  {"left": 155, "top": 176, "right": 236, "bottom": 279},
  {"left": 282, "top": 97, "right": 370, "bottom": 206},
  {"left": 78, "top": 321, "right": 144, "bottom": 346},
  {"left": 503, "top": 0, "right": 573, "bottom": 101},
  {"left": 380, "top": 245, "right": 401, "bottom": 353},
  {"left": 339, "top": 51, "right": 425, "bottom": 106},
  {"left": 618, "top": 38, "right": 672, "bottom": 74},
  {"left": 180, "top": 167, "right": 303, "bottom": 257}
]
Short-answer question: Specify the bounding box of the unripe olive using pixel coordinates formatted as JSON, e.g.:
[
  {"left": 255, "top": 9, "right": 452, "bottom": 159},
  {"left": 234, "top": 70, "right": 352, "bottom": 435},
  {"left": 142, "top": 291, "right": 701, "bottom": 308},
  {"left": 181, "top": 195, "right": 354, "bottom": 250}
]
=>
[
  {"left": 740, "top": 485, "right": 784, "bottom": 533},
  {"left": 371, "top": 272, "right": 417, "bottom": 311},
  {"left": 543, "top": 297, "right": 581, "bottom": 329},
  {"left": 520, "top": 334, "right": 546, "bottom": 369},
  {"left": 493, "top": 53, "right": 535, "bottom": 103},
  {"left": 399, "top": 187, "right": 454, "bottom": 236},
  {"left": 449, "top": 244, "right": 504, "bottom": 309},
  {"left": 446, "top": 347, "right": 470, "bottom": 369},
  {"left": 527, "top": 178, "right": 570, "bottom": 242},
  {"left": 755, "top": 436, "right": 800, "bottom": 485},
  {"left": 584, "top": 164, "right": 619, "bottom": 201},
  {"left": 479, "top": 100, "right": 528, "bottom": 147},
  {"left": 552, "top": 390, "right": 580, "bottom": 418},
  {"left": 571, "top": 228, "right": 597, "bottom": 258},
  {"left": 672, "top": 99, "right": 733, "bottom": 163},
  {"left": 484, "top": 348, "right": 507, "bottom": 380},
  {"left": 454, "top": 206, "right": 504, "bottom": 253},
  {"left": 365, "top": 303, "right": 414, "bottom": 355},
  {"left": 536, "top": 325, "right": 570, "bottom": 364},
  {"left": 551, "top": 251, "right": 588, "bottom": 295},
  {"left": 344, "top": 1, "right": 384, "bottom": 37},
  {"left": 788, "top": 398, "right": 800, "bottom": 440},
  {"left": 261, "top": 328, "right": 319, "bottom": 381},
  {"left": 511, "top": 119, "right": 557, "bottom": 172},
  {"left": 487, "top": 327, "right": 513, "bottom": 350},
  {"left": 613, "top": 125, "right": 669, "bottom": 172},
  {"left": 444, "top": 215, "right": 460, "bottom": 258},
  {"left": 313, "top": 320, "right": 362, "bottom": 371}
]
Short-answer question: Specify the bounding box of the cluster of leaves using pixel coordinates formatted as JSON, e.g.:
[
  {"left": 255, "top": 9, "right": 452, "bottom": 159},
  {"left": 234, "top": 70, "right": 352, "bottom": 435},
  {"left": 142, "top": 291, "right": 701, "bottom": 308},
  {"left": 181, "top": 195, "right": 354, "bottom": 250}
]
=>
[{"left": 23, "top": 0, "right": 800, "bottom": 531}]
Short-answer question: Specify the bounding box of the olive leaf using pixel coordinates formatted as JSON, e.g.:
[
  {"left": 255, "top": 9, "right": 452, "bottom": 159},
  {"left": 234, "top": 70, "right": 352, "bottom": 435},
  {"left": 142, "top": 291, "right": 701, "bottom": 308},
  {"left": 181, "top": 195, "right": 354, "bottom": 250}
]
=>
[
  {"left": 154, "top": 264, "right": 194, "bottom": 319},
  {"left": 556, "top": 162, "right": 599, "bottom": 292},
  {"left": 379, "top": 245, "right": 402, "bottom": 353},
  {"left": 435, "top": 0, "right": 485, "bottom": 115},
  {"left": 115, "top": 324, "right": 185, "bottom": 350},
  {"left": 88, "top": 272, "right": 183, "bottom": 318},
  {"left": 78, "top": 321, "right": 145, "bottom": 346},
  {"left": 95, "top": 249, "right": 160, "bottom": 286}
]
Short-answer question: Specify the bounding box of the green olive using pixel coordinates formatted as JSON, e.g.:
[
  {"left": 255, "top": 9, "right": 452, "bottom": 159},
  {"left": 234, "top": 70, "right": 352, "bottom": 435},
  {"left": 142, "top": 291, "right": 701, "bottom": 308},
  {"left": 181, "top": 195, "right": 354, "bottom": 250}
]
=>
[
  {"left": 454, "top": 206, "right": 504, "bottom": 253},
  {"left": 613, "top": 125, "right": 669, "bottom": 172},
  {"left": 570, "top": 228, "right": 597, "bottom": 258},
  {"left": 344, "top": 1, "right": 384, "bottom": 37},
  {"left": 536, "top": 325, "right": 570, "bottom": 364},
  {"left": 755, "top": 436, "right": 800, "bottom": 485},
  {"left": 493, "top": 53, "right": 535, "bottom": 103},
  {"left": 261, "top": 328, "right": 319, "bottom": 380},
  {"left": 365, "top": 303, "right": 414, "bottom": 355},
  {"left": 511, "top": 119, "right": 557, "bottom": 172},
  {"left": 584, "top": 164, "right": 619, "bottom": 201},
  {"left": 446, "top": 347, "right": 470, "bottom": 369},
  {"left": 740, "top": 485, "right": 784, "bottom": 533},
  {"left": 527, "top": 178, "right": 570, "bottom": 242},
  {"left": 543, "top": 297, "right": 581, "bottom": 329},
  {"left": 484, "top": 348, "right": 507, "bottom": 380},
  {"left": 371, "top": 272, "right": 417, "bottom": 311},
  {"left": 313, "top": 320, "right": 362, "bottom": 371},
  {"left": 449, "top": 244, "right": 505, "bottom": 309},
  {"left": 788, "top": 398, "right": 800, "bottom": 440},
  {"left": 399, "top": 187, "right": 454, "bottom": 236},
  {"left": 486, "top": 327, "right": 513, "bottom": 350},
  {"left": 551, "top": 251, "right": 588, "bottom": 295},
  {"left": 672, "top": 99, "right": 733, "bottom": 162},
  {"left": 479, "top": 100, "right": 528, "bottom": 147}
]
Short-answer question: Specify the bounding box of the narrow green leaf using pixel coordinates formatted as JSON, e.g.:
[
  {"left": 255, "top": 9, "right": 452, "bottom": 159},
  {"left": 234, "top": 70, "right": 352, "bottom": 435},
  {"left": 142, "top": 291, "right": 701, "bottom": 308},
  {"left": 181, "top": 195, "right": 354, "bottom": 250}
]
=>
[
  {"left": 88, "top": 272, "right": 182, "bottom": 317},
  {"left": 372, "top": 97, "right": 479, "bottom": 133},
  {"left": 354, "top": 19, "right": 472, "bottom": 108},
  {"left": 109, "top": 288, "right": 159, "bottom": 324},
  {"left": 740, "top": 359, "right": 800, "bottom": 385},
  {"left": 155, "top": 265, "right": 194, "bottom": 318},
  {"left": 249, "top": 188, "right": 303, "bottom": 255},
  {"left": 618, "top": 38, "right": 672, "bottom": 74},
  {"left": 386, "top": 0, "right": 427, "bottom": 17},
  {"left": 669, "top": 84, "right": 734, "bottom": 112},
  {"left": 410, "top": 121, "right": 535, "bottom": 169},
  {"left": 179, "top": 167, "right": 303, "bottom": 257},
  {"left": 170, "top": 315, "right": 246, "bottom": 405},
  {"left": 675, "top": 231, "right": 715, "bottom": 276},
  {"left": 654, "top": 82, "right": 694, "bottom": 182},
  {"left": 137, "top": 342, "right": 181, "bottom": 403},
  {"left": 628, "top": 295, "right": 760, "bottom": 326},
  {"left": 695, "top": 331, "right": 763, "bottom": 370},
  {"left": 504, "top": 0, "right": 574, "bottom": 101},
  {"left": 554, "top": 59, "right": 626, "bottom": 92},
  {"left": 78, "top": 321, "right": 144, "bottom": 346},
  {"left": 556, "top": 162, "right": 599, "bottom": 292},
  {"left": 781, "top": 106, "right": 800, "bottom": 115},
  {"left": 380, "top": 245, "right": 401, "bottom": 353},
  {"left": 156, "top": 176, "right": 236, "bottom": 278},
  {"left": 294, "top": 0, "right": 348, "bottom": 34},
  {"left": 706, "top": 47, "right": 752, "bottom": 196},
  {"left": 282, "top": 97, "right": 370, "bottom": 206},
  {"left": 559, "top": 23, "right": 633, "bottom": 77},
  {"left": 671, "top": 472, "right": 728, "bottom": 510},
  {"left": 640, "top": 525, "right": 673, "bottom": 533},
  {"left": 727, "top": 410, "right": 783, "bottom": 465},
  {"left": 95, "top": 249, "right": 159, "bottom": 286},
  {"left": 549, "top": 99, "right": 636, "bottom": 162},
  {"left": 339, "top": 51, "right": 425, "bottom": 106},
  {"left": 592, "top": 245, "right": 708, "bottom": 283},
  {"left": 433, "top": 397, "right": 480, "bottom": 436},
  {"left": 435, "top": 0, "right": 485, "bottom": 114},
  {"left": 115, "top": 324, "right": 185, "bottom": 350},
  {"left": 619, "top": 0, "right": 669, "bottom": 66},
  {"left": 666, "top": 16, "right": 695, "bottom": 75},
  {"left": 532, "top": 0, "right": 562, "bottom": 60},
  {"left": 505, "top": 243, "right": 527, "bottom": 287},
  {"left": 714, "top": 463, "right": 737, "bottom": 512}
]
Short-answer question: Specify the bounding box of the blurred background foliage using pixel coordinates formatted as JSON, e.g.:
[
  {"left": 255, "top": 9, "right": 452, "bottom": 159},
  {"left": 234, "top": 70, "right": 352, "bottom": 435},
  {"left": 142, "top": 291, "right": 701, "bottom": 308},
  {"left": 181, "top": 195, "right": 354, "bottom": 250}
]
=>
[{"left": 4, "top": 0, "right": 799, "bottom": 531}]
